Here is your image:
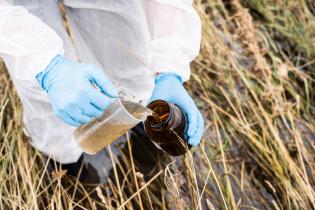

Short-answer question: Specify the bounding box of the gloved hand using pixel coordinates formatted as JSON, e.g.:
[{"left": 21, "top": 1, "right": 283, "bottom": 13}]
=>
[
  {"left": 36, "top": 55, "right": 118, "bottom": 127},
  {"left": 149, "top": 73, "right": 204, "bottom": 146}
]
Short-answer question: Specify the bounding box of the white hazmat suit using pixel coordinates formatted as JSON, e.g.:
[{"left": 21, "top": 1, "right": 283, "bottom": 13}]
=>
[{"left": 0, "top": 0, "right": 201, "bottom": 163}]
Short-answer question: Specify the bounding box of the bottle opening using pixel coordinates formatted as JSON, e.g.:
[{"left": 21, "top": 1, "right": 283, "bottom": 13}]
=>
[{"left": 147, "top": 100, "right": 172, "bottom": 128}]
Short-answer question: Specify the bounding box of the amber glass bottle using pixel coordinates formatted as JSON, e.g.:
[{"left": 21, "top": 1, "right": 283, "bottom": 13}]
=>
[{"left": 144, "top": 100, "right": 191, "bottom": 156}]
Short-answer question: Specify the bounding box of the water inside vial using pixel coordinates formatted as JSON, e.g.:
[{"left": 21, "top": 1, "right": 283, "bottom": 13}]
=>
[{"left": 74, "top": 100, "right": 154, "bottom": 154}]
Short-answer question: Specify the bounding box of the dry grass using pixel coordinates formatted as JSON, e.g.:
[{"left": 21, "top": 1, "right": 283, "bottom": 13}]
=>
[{"left": 1, "top": 0, "right": 315, "bottom": 209}]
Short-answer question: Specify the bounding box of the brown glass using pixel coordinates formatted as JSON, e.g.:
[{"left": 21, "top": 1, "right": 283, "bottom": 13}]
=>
[{"left": 144, "top": 100, "right": 192, "bottom": 156}]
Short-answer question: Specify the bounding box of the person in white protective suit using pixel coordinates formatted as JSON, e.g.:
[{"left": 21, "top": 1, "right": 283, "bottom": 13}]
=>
[{"left": 0, "top": 0, "right": 204, "bottom": 183}]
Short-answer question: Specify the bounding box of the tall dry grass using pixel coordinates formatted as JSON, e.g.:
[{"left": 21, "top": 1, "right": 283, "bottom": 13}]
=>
[{"left": 0, "top": 0, "right": 314, "bottom": 209}]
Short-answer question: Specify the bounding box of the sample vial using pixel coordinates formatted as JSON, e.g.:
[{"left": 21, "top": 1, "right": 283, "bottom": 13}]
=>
[
  {"left": 144, "top": 100, "right": 191, "bottom": 156},
  {"left": 74, "top": 99, "right": 151, "bottom": 155}
]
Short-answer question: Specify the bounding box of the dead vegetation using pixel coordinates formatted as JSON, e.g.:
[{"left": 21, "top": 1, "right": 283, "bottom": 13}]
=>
[{"left": 0, "top": 0, "right": 315, "bottom": 209}]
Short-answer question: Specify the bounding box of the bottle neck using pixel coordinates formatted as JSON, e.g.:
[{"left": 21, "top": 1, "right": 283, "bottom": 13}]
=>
[
  {"left": 146, "top": 100, "right": 175, "bottom": 130},
  {"left": 152, "top": 105, "right": 175, "bottom": 129}
]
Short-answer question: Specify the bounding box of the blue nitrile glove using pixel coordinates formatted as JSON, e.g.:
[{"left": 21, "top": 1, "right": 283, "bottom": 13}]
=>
[
  {"left": 36, "top": 55, "right": 118, "bottom": 127},
  {"left": 149, "top": 73, "right": 204, "bottom": 146}
]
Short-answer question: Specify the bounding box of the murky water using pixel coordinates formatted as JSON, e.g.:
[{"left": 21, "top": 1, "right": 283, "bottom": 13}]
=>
[{"left": 74, "top": 100, "right": 153, "bottom": 154}]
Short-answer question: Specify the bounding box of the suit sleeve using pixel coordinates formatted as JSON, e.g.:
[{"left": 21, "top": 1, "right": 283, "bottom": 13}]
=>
[
  {"left": 144, "top": 0, "right": 201, "bottom": 82},
  {"left": 0, "top": 0, "right": 64, "bottom": 87}
]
